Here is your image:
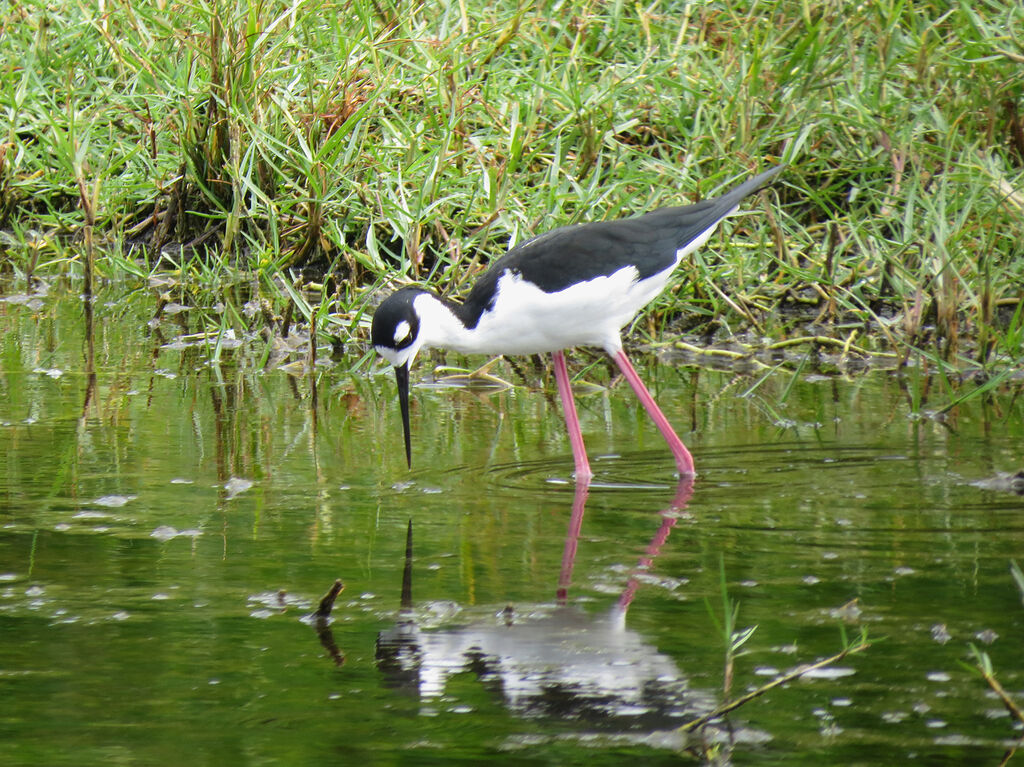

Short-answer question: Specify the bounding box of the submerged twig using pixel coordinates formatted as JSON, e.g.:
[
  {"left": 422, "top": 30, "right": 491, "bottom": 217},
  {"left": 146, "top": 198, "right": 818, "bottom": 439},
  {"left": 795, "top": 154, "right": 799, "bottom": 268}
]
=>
[
  {"left": 673, "top": 341, "right": 762, "bottom": 362},
  {"left": 765, "top": 334, "right": 876, "bottom": 357},
  {"left": 680, "top": 635, "right": 871, "bottom": 733},
  {"left": 980, "top": 667, "right": 1024, "bottom": 727},
  {"left": 674, "top": 336, "right": 898, "bottom": 361}
]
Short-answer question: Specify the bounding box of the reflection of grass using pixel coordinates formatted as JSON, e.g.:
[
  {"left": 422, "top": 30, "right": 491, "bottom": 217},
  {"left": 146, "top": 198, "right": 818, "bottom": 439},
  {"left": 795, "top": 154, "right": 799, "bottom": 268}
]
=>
[{"left": 2, "top": 0, "right": 1023, "bottom": 379}]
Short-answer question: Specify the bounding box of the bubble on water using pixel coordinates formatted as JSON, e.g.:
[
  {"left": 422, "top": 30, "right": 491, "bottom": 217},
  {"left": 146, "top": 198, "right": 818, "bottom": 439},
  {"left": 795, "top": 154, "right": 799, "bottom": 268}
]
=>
[
  {"left": 803, "top": 666, "right": 856, "bottom": 679},
  {"left": 934, "top": 734, "right": 974, "bottom": 746},
  {"left": 247, "top": 590, "right": 309, "bottom": 612},
  {"left": 150, "top": 525, "right": 179, "bottom": 542},
  {"left": 72, "top": 511, "right": 109, "bottom": 520},
  {"left": 930, "top": 624, "right": 952, "bottom": 644},
  {"left": 93, "top": 494, "right": 136, "bottom": 508},
  {"left": 821, "top": 722, "right": 844, "bottom": 736},
  {"left": 926, "top": 671, "right": 951, "bottom": 683},
  {"left": 224, "top": 477, "right": 254, "bottom": 499},
  {"left": 216, "top": 329, "right": 242, "bottom": 350},
  {"left": 974, "top": 629, "right": 999, "bottom": 645},
  {"left": 830, "top": 599, "right": 862, "bottom": 622},
  {"left": 424, "top": 600, "right": 461, "bottom": 622},
  {"left": 802, "top": 575, "right": 821, "bottom": 585}
]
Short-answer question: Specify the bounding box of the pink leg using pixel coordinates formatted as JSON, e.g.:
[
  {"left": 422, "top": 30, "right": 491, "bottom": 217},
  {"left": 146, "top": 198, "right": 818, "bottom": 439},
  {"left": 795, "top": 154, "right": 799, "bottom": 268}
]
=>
[
  {"left": 612, "top": 349, "right": 695, "bottom": 476},
  {"left": 552, "top": 350, "right": 593, "bottom": 481}
]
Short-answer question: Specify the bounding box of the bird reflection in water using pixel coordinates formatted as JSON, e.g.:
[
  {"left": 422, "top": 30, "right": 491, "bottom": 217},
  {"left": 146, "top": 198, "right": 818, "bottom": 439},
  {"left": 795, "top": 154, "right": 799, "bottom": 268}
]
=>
[{"left": 375, "top": 478, "right": 733, "bottom": 746}]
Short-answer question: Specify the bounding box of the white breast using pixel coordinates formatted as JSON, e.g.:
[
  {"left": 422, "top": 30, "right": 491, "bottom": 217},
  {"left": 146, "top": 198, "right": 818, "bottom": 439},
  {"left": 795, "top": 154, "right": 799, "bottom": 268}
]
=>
[{"left": 449, "top": 263, "right": 676, "bottom": 356}]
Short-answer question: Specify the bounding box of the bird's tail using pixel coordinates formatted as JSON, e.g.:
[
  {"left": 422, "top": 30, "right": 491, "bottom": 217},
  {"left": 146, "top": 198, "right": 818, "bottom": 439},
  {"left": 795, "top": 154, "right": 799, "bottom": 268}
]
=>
[{"left": 717, "top": 163, "right": 787, "bottom": 206}]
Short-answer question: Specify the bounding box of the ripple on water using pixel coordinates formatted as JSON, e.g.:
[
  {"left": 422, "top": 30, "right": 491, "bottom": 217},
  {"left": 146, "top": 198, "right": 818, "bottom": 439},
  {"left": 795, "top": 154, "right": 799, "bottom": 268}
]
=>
[{"left": 484, "top": 451, "right": 691, "bottom": 496}]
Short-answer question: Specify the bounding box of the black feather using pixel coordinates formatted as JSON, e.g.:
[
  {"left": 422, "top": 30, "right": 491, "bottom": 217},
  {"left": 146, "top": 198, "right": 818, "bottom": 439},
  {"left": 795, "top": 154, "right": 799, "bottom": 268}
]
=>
[{"left": 456, "top": 165, "right": 784, "bottom": 329}]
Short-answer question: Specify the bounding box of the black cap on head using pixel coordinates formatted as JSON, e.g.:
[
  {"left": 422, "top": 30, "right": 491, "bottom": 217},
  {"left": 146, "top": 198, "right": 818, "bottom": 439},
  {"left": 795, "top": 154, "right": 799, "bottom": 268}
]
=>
[{"left": 371, "top": 287, "right": 423, "bottom": 352}]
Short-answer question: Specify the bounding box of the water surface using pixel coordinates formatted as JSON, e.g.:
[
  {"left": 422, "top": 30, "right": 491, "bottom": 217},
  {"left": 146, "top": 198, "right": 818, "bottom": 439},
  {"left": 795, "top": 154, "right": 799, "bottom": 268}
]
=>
[{"left": 2, "top": 281, "right": 1023, "bottom": 764}]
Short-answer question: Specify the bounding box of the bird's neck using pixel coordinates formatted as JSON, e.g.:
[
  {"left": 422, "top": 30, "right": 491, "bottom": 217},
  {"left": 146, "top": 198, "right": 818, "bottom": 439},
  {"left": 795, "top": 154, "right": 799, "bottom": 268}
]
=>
[{"left": 412, "top": 291, "right": 480, "bottom": 354}]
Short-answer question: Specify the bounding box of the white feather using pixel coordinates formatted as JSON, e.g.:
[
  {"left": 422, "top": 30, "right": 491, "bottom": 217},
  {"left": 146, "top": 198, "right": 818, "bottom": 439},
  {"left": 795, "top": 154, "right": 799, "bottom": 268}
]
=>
[{"left": 412, "top": 219, "right": 725, "bottom": 358}]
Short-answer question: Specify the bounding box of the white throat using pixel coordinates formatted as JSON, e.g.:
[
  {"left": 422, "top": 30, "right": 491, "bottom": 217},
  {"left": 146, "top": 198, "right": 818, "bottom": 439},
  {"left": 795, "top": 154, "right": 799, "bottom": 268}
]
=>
[{"left": 411, "top": 293, "right": 478, "bottom": 354}]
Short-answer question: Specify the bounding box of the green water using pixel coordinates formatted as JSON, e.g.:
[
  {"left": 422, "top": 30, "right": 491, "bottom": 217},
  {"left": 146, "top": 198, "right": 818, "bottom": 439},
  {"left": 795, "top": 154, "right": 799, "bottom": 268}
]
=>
[{"left": 2, "top": 281, "right": 1023, "bottom": 765}]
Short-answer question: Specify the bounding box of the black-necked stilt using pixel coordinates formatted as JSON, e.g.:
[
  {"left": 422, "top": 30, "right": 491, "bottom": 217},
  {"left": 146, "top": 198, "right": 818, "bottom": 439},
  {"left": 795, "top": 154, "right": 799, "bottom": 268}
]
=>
[{"left": 371, "top": 164, "right": 786, "bottom": 479}]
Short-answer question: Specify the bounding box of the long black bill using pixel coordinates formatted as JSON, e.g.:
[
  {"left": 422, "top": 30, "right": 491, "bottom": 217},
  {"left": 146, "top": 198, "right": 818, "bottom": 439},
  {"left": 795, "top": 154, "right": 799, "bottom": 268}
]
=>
[{"left": 395, "top": 363, "right": 412, "bottom": 468}]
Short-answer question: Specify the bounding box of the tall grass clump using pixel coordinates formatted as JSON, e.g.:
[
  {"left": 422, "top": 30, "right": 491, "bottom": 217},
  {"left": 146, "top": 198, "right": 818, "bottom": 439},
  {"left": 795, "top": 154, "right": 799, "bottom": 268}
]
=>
[{"left": 0, "top": 0, "right": 1021, "bottom": 369}]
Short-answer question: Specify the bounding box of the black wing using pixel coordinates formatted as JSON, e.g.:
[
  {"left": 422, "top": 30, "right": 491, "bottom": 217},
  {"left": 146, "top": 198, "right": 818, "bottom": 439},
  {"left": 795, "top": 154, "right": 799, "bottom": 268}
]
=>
[{"left": 457, "top": 165, "right": 785, "bottom": 328}]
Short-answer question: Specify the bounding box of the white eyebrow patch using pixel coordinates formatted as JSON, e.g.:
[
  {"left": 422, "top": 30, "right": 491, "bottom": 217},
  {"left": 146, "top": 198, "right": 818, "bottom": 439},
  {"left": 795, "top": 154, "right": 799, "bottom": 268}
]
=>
[{"left": 393, "top": 321, "right": 411, "bottom": 344}]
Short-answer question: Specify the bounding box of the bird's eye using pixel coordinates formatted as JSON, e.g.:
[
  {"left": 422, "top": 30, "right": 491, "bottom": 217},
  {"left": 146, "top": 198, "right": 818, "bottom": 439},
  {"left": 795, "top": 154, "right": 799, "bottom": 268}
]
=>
[{"left": 393, "top": 321, "right": 411, "bottom": 344}]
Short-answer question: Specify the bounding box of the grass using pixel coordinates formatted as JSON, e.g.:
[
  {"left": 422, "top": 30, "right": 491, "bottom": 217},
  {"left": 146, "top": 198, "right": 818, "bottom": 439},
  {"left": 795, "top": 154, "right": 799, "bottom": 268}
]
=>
[
  {"left": 1, "top": 0, "right": 1022, "bottom": 387},
  {"left": 966, "top": 561, "right": 1024, "bottom": 765},
  {"left": 687, "top": 557, "right": 871, "bottom": 743}
]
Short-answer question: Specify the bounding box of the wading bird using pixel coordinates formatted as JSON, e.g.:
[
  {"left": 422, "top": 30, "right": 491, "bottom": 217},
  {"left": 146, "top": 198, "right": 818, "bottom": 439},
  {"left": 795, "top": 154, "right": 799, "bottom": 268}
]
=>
[{"left": 371, "top": 164, "right": 785, "bottom": 480}]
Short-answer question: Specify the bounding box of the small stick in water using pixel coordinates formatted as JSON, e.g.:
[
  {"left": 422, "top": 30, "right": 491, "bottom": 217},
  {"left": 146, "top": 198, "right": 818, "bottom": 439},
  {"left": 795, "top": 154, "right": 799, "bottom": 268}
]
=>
[{"left": 315, "top": 579, "right": 345, "bottom": 619}]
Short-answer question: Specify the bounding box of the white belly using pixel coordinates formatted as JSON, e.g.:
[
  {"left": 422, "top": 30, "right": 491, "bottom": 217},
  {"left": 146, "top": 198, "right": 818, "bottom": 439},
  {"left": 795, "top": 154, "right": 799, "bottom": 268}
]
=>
[{"left": 451, "top": 264, "right": 673, "bottom": 356}]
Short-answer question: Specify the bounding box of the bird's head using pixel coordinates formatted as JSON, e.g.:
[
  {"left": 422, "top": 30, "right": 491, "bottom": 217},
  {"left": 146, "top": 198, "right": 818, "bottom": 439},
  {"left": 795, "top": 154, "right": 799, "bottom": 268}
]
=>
[
  {"left": 370, "top": 287, "right": 430, "bottom": 468},
  {"left": 371, "top": 287, "right": 428, "bottom": 369}
]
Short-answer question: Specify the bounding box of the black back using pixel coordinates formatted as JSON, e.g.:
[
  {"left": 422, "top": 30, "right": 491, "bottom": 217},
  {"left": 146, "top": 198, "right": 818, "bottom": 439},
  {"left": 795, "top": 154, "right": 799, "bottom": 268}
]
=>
[{"left": 456, "top": 165, "right": 785, "bottom": 329}]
